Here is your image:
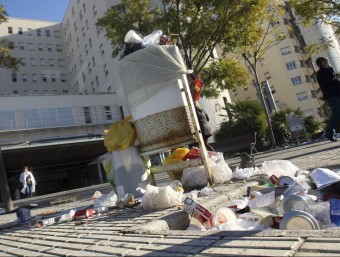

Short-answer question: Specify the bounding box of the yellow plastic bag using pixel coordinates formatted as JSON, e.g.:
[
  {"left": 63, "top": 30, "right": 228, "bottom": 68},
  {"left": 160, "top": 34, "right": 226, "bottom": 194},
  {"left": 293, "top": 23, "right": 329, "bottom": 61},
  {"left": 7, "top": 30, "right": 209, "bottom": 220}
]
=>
[
  {"left": 163, "top": 148, "right": 190, "bottom": 181},
  {"left": 104, "top": 115, "right": 137, "bottom": 152}
]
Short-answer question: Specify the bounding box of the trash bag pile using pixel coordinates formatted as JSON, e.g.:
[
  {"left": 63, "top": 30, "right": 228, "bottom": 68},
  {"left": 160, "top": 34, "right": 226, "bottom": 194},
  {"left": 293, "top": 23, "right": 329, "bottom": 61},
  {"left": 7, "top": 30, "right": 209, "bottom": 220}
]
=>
[{"left": 183, "top": 160, "right": 340, "bottom": 231}]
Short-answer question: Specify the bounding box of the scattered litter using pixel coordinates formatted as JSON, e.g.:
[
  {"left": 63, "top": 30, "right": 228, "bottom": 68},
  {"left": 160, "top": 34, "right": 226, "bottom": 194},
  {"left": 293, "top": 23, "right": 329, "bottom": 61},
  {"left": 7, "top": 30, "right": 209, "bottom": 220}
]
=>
[
  {"left": 310, "top": 168, "right": 340, "bottom": 190},
  {"left": 93, "top": 190, "right": 117, "bottom": 209}
]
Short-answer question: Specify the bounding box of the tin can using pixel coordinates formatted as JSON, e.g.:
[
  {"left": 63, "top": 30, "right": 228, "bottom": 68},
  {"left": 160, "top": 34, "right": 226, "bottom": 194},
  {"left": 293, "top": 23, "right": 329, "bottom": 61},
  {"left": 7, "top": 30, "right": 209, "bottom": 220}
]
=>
[
  {"left": 269, "top": 175, "right": 279, "bottom": 186},
  {"left": 16, "top": 208, "right": 31, "bottom": 223},
  {"left": 281, "top": 194, "right": 314, "bottom": 214},
  {"left": 329, "top": 199, "right": 340, "bottom": 226},
  {"left": 279, "top": 176, "right": 295, "bottom": 187},
  {"left": 279, "top": 210, "right": 320, "bottom": 230}
]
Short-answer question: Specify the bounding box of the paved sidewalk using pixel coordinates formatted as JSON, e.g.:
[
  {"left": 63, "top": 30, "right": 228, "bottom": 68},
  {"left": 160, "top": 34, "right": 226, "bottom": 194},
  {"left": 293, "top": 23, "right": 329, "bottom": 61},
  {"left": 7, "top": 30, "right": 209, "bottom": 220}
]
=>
[{"left": 0, "top": 141, "right": 340, "bottom": 256}]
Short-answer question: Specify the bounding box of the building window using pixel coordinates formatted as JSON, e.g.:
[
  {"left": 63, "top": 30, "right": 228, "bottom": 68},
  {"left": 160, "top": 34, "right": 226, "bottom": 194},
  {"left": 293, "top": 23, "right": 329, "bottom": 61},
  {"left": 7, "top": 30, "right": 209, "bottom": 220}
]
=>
[
  {"left": 297, "top": 91, "right": 308, "bottom": 101},
  {"left": 85, "top": 44, "right": 88, "bottom": 55},
  {"left": 79, "top": 10, "right": 83, "bottom": 20},
  {"left": 38, "top": 43, "right": 43, "bottom": 51},
  {"left": 47, "top": 44, "right": 52, "bottom": 51},
  {"left": 92, "top": 56, "right": 96, "bottom": 67},
  {"left": 86, "top": 20, "right": 89, "bottom": 30},
  {"left": 19, "top": 42, "right": 24, "bottom": 50},
  {"left": 286, "top": 61, "right": 297, "bottom": 70},
  {"left": 8, "top": 27, "right": 13, "bottom": 34},
  {"left": 61, "top": 74, "right": 67, "bottom": 82},
  {"left": 100, "top": 43, "right": 104, "bottom": 55},
  {"left": 104, "top": 64, "right": 108, "bottom": 77},
  {"left": 37, "top": 29, "right": 41, "bottom": 36},
  {"left": 56, "top": 44, "right": 62, "bottom": 52},
  {"left": 54, "top": 30, "right": 61, "bottom": 38},
  {"left": 30, "top": 58, "right": 36, "bottom": 66},
  {"left": 58, "top": 59, "right": 64, "bottom": 67},
  {"left": 49, "top": 59, "right": 54, "bottom": 66},
  {"left": 18, "top": 27, "right": 23, "bottom": 34},
  {"left": 82, "top": 72, "right": 86, "bottom": 82},
  {"left": 22, "top": 74, "right": 28, "bottom": 82},
  {"left": 89, "top": 38, "right": 92, "bottom": 48},
  {"left": 45, "top": 30, "right": 50, "bottom": 37},
  {"left": 42, "top": 74, "right": 47, "bottom": 82},
  {"left": 20, "top": 58, "right": 26, "bottom": 66},
  {"left": 82, "top": 27, "right": 85, "bottom": 38},
  {"left": 83, "top": 107, "right": 92, "bottom": 124},
  {"left": 280, "top": 46, "right": 291, "bottom": 55},
  {"left": 29, "top": 43, "right": 34, "bottom": 50},
  {"left": 40, "top": 58, "right": 45, "bottom": 66},
  {"left": 62, "top": 90, "right": 68, "bottom": 94},
  {"left": 80, "top": 54, "right": 83, "bottom": 64},
  {"left": 12, "top": 74, "right": 17, "bottom": 82},
  {"left": 95, "top": 75, "right": 99, "bottom": 87},
  {"left": 291, "top": 76, "right": 302, "bottom": 85},
  {"left": 93, "top": 5, "right": 97, "bottom": 17},
  {"left": 105, "top": 106, "right": 112, "bottom": 120},
  {"left": 88, "top": 62, "right": 92, "bottom": 73},
  {"left": 32, "top": 74, "right": 37, "bottom": 82},
  {"left": 83, "top": 2, "right": 86, "bottom": 12},
  {"left": 51, "top": 74, "right": 56, "bottom": 82},
  {"left": 13, "top": 90, "right": 18, "bottom": 94}
]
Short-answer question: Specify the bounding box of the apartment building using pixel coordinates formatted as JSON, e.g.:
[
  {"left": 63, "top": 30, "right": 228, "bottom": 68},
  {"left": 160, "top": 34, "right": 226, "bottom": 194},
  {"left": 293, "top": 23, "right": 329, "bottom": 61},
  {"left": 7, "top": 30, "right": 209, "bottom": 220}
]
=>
[
  {"left": 229, "top": 1, "right": 324, "bottom": 122},
  {"left": 0, "top": 18, "right": 71, "bottom": 95}
]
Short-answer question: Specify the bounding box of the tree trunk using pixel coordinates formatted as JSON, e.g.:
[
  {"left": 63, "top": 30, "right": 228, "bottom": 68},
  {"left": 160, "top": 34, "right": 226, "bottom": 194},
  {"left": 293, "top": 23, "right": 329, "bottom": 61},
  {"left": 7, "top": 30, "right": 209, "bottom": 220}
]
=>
[
  {"left": 0, "top": 147, "right": 14, "bottom": 212},
  {"left": 254, "top": 70, "right": 277, "bottom": 149}
]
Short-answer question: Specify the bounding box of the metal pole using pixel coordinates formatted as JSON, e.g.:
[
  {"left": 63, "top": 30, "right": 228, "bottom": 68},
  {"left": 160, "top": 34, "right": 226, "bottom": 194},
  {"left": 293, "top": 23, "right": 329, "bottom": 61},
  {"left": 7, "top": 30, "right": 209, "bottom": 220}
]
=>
[
  {"left": 96, "top": 158, "right": 103, "bottom": 184},
  {"left": 180, "top": 76, "right": 213, "bottom": 186},
  {"left": 0, "top": 147, "right": 14, "bottom": 211}
]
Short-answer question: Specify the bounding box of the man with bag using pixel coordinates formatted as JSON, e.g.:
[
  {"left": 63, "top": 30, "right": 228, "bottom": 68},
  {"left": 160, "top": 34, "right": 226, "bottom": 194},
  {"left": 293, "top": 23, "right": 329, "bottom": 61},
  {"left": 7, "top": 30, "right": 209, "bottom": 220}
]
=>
[
  {"left": 20, "top": 166, "right": 36, "bottom": 198},
  {"left": 316, "top": 57, "right": 340, "bottom": 142}
]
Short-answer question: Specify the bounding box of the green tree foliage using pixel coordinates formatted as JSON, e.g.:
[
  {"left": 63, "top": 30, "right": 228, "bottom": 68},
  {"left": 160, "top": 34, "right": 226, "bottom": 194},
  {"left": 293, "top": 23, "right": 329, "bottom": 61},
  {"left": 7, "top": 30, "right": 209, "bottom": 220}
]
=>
[
  {"left": 97, "top": 0, "right": 275, "bottom": 97},
  {"left": 215, "top": 100, "right": 267, "bottom": 141},
  {"left": 200, "top": 59, "right": 249, "bottom": 98},
  {"left": 0, "top": 5, "right": 19, "bottom": 70},
  {"left": 289, "top": 0, "right": 340, "bottom": 31},
  {"left": 270, "top": 108, "right": 321, "bottom": 146}
]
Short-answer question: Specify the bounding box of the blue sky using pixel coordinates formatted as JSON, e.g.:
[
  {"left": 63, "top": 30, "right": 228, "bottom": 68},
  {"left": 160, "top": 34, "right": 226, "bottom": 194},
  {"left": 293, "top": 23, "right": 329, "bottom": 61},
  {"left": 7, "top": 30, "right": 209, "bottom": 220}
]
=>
[{"left": 0, "top": 0, "right": 70, "bottom": 22}]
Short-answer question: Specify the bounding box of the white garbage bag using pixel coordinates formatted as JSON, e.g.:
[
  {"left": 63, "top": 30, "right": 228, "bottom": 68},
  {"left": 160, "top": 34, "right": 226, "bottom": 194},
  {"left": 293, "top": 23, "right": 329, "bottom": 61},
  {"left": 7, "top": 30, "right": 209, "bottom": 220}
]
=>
[
  {"left": 181, "top": 165, "right": 208, "bottom": 188},
  {"left": 93, "top": 190, "right": 117, "bottom": 208},
  {"left": 210, "top": 152, "right": 232, "bottom": 184},
  {"left": 141, "top": 184, "right": 183, "bottom": 210}
]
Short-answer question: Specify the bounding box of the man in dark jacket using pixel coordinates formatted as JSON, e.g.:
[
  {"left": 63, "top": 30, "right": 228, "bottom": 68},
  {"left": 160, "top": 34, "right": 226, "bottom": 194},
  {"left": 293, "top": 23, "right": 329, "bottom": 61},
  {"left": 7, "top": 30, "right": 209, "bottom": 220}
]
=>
[
  {"left": 316, "top": 57, "right": 340, "bottom": 141},
  {"left": 194, "top": 101, "right": 215, "bottom": 151}
]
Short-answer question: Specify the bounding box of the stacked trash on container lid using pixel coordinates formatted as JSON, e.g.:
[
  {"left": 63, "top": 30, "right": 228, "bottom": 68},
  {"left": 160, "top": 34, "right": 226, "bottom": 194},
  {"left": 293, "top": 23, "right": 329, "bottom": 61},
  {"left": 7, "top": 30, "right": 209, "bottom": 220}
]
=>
[{"left": 184, "top": 160, "right": 340, "bottom": 231}]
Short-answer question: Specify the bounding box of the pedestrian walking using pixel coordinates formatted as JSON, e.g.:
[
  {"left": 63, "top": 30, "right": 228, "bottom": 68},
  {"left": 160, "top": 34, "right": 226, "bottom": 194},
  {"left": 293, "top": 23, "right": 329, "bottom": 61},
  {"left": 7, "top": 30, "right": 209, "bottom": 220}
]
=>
[
  {"left": 20, "top": 166, "right": 36, "bottom": 198},
  {"left": 194, "top": 101, "right": 215, "bottom": 151},
  {"left": 316, "top": 57, "right": 340, "bottom": 142}
]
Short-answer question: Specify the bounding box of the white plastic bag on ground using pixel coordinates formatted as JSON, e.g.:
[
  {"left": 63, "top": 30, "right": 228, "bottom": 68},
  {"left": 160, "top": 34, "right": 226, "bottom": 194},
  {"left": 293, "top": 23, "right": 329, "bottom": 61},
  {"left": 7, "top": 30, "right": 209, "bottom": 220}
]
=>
[
  {"left": 181, "top": 165, "right": 208, "bottom": 188},
  {"left": 232, "top": 167, "right": 255, "bottom": 179},
  {"left": 93, "top": 190, "right": 117, "bottom": 208},
  {"left": 261, "top": 160, "right": 299, "bottom": 178},
  {"left": 141, "top": 185, "right": 183, "bottom": 210},
  {"left": 210, "top": 152, "right": 232, "bottom": 184}
]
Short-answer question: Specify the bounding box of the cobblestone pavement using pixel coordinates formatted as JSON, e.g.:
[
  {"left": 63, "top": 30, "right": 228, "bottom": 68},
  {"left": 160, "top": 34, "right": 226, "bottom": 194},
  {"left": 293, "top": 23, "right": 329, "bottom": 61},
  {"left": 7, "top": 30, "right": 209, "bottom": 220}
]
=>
[{"left": 0, "top": 141, "right": 340, "bottom": 256}]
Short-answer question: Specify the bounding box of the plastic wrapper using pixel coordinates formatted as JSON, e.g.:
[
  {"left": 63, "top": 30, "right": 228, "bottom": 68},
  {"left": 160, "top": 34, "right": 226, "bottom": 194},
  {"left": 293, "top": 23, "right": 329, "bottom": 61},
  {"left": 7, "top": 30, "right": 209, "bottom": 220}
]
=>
[
  {"left": 181, "top": 165, "right": 208, "bottom": 188},
  {"left": 248, "top": 191, "right": 275, "bottom": 209},
  {"left": 141, "top": 184, "right": 183, "bottom": 210},
  {"left": 93, "top": 190, "right": 117, "bottom": 208},
  {"left": 261, "top": 160, "right": 299, "bottom": 178},
  {"left": 142, "top": 30, "right": 163, "bottom": 47}
]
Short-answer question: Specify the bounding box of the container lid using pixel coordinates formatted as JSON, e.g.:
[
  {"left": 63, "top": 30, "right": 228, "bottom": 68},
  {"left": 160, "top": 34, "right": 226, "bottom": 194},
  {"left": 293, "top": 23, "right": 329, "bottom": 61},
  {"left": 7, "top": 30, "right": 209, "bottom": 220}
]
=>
[
  {"left": 281, "top": 194, "right": 308, "bottom": 213},
  {"left": 212, "top": 207, "right": 237, "bottom": 227},
  {"left": 280, "top": 210, "right": 320, "bottom": 230},
  {"left": 279, "top": 176, "right": 295, "bottom": 186}
]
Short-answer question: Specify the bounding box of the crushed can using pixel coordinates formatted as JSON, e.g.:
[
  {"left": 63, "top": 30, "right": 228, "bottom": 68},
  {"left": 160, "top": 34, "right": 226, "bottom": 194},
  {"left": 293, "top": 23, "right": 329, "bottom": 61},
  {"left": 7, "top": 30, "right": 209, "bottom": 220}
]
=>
[
  {"left": 183, "top": 197, "right": 213, "bottom": 228},
  {"left": 74, "top": 209, "right": 95, "bottom": 220},
  {"left": 16, "top": 208, "right": 31, "bottom": 223}
]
